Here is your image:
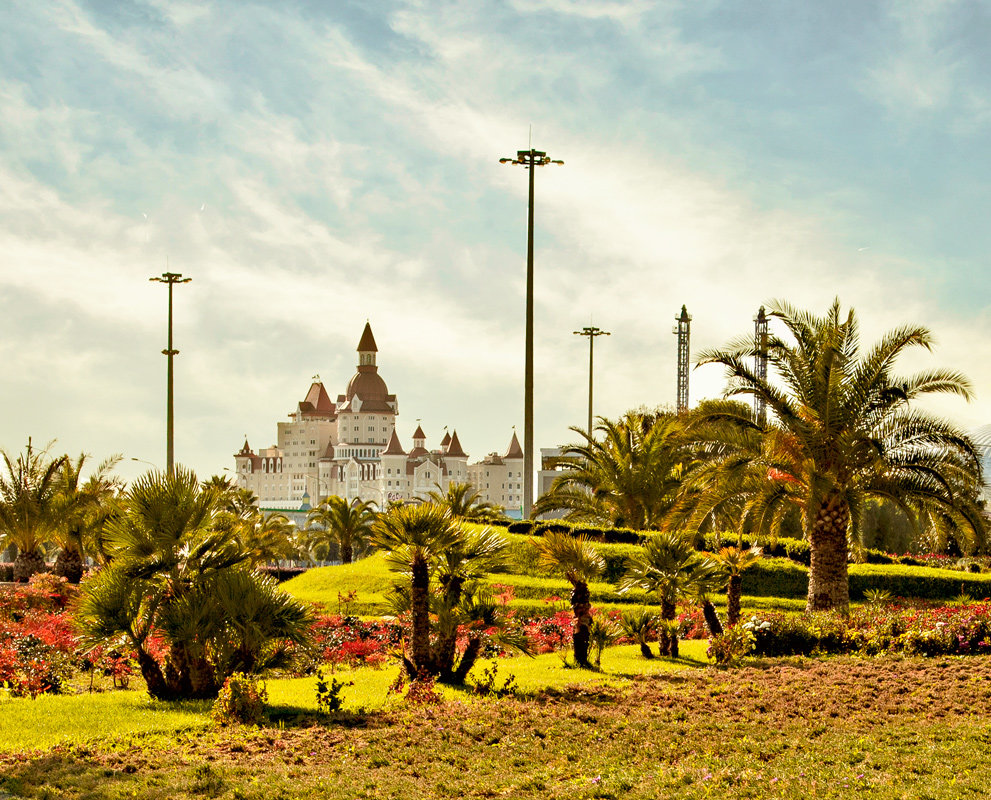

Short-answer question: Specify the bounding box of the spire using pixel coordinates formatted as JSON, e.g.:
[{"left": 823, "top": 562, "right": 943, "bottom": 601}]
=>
[
  {"left": 504, "top": 431, "right": 523, "bottom": 459},
  {"left": 440, "top": 430, "right": 452, "bottom": 448},
  {"left": 446, "top": 430, "right": 467, "bottom": 458},
  {"left": 357, "top": 322, "right": 377, "bottom": 354},
  {"left": 413, "top": 424, "right": 426, "bottom": 442},
  {"left": 383, "top": 429, "right": 406, "bottom": 456}
]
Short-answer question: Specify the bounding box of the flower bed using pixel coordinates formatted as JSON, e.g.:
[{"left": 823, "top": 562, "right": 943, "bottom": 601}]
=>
[{"left": 743, "top": 601, "right": 991, "bottom": 657}]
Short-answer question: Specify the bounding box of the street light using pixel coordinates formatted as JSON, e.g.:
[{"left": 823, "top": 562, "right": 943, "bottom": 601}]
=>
[
  {"left": 500, "top": 148, "right": 563, "bottom": 518},
  {"left": 573, "top": 325, "right": 610, "bottom": 437},
  {"left": 149, "top": 271, "right": 191, "bottom": 475}
]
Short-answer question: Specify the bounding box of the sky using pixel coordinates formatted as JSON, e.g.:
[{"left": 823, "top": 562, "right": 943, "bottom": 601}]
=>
[{"left": 3, "top": 0, "right": 991, "bottom": 484}]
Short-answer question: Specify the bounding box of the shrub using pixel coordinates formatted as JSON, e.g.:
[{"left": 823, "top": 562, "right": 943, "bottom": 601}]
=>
[
  {"left": 0, "top": 563, "right": 13, "bottom": 582},
  {"left": 707, "top": 625, "right": 755, "bottom": 666},
  {"left": 211, "top": 672, "right": 268, "bottom": 726},
  {"left": 508, "top": 521, "right": 535, "bottom": 535},
  {"left": 315, "top": 666, "right": 353, "bottom": 713}
]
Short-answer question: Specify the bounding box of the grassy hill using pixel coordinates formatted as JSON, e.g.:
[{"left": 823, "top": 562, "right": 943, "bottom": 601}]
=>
[{"left": 282, "top": 530, "right": 991, "bottom": 617}]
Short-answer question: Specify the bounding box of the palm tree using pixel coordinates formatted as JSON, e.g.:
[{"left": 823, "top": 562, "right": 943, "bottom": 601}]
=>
[
  {"left": 619, "top": 530, "right": 722, "bottom": 657},
  {"left": 306, "top": 496, "right": 376, "bottom": 565},
  {"left": 51, "top": 453, "right": 122, "bottom": 583},
  {"left": 371, "top": 503, "right": 462, "bottom": 677},
  {"left": 713, "top": 546, "right": 762, "bottom": 627},
  {"left": 687, "top": 299, "right": 985, "bottom": 613},
  {"left": 536, "top": 531, "right": 605, "bottom": 667},
  {"left": 618, "top": 608, "right": 658, "bottom": 659},
  {"left": 74, "top": 467, "right": 312, "bottom": 700},
  {"left": 428, "top": 482, "right": 503, "bottom": 522},
  {"left": 533, "top": 410, "right": 689, "bottom": 529},
  {"left": 0, "top": 441, "right": 66, "bottom": 581},
  {"left": 240, "top": 511, "right": 299, "bottom": 568}
]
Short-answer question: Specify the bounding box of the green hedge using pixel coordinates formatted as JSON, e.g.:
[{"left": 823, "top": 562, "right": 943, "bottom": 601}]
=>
[{"left": 740, "top": 560, "right": 991, "bottom": 601}]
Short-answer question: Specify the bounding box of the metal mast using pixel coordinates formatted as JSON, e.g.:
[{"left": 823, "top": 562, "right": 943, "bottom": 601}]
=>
[
  {"left": 150, "top": 271, "right": 191, "bottom": 474},
  {"left": 674, "top": 305, "right": 691, "bottom": 413},
  {"left": 499, "top": 147, "right": 564, "bottom": 518},
  {"left": 754, "top": 305, "right": 769, "bottom": 426},
  {"left": 573, "top": 325, "right": 610, "bottom": 437}
]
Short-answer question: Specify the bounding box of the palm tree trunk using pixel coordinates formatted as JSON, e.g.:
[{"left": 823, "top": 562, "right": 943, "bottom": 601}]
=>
[
  {"left": 340, "top": 539, "right": 353, "bottom": 565},
  {"left": 659, "top": 598, "right": 676, "bottom": 657},
  {"left": 410, "top": 556, "right": 433, "bottom": 675},
  {"left": 571, "top": 580, "right": 593, "bottom": 668},
  {"left": 807, "top": 493, "right": 851, "bottom": 614},
  {"left": 53, "top": 546, "right": 84, "bottom": 584},
  {"left": 702, "top": 598, "right": 724, "bottom": 636},
  {"left": 727, "top": 575, "right": 742, "bottom": 627},
  {"left": 13, "top": 549, "right": 45, "bottom": 583},
  {"left": 136, "top": 646, "right": 173, "bottom": 701},
  {"left": 434, "top": 577, "right": 465, "bottom": 677},
  {"left": 449, "top": 637, "right": 483, "bottom": 685}
]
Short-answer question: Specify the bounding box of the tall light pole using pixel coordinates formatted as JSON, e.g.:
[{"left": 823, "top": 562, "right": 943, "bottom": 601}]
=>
[
  {"left": 500, "top": 148, "right": 563, "bottom": 518},
  {"left": 573, "top": 325, "right": 610, "bottom": 437},
  {"left": 149, "top": 272, "right": 191, "bottom": 475}
]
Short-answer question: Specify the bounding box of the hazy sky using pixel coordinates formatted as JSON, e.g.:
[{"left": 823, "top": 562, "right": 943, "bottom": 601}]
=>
[{"left": 3, "top": 0, "right": 991, "bottom": 483}]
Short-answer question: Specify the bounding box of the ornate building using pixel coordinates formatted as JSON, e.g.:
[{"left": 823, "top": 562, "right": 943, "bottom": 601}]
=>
[{"left": 233, "top": 323, "right": 522, "bottom": 511}]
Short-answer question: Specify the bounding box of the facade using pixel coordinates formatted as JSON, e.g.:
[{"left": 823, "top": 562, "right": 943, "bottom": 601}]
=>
[
  {"left": 466, "top": 433, "right": 526, "bottom": 515},
  {"left": 233, "top": 324, "right": 520, "bottom": 510}
]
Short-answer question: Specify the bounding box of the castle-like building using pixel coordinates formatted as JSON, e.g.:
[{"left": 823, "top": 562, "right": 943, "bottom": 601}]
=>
[{"left": 233, "top": 323, "right": 525, "bottom": 512}]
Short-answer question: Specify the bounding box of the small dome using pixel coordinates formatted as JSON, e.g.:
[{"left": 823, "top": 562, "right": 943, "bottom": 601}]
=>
[{"left": 346, "top": 368, "right": 391, "bottom": 407}]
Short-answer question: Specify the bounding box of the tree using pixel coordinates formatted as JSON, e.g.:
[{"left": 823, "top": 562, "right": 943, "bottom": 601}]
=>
[
  {"left": 533, "top": 410, "right": 689, "bottom": 529},
  {"left": 428, "top": 482, "right": 503, "bottom": 522},
  {"left": 74, "top": 468, "right": 312, "bottom": 700},
  {"left": 371, "top": 503, "right": 461, "bottom": 676},
  {"left": 686, "top": 299, "right": 985, "bottom": 613},
  {"left": 535, "top": 531, "right": 605, "bottom": 667},
  {"left": 618, "top": 530, "right": 722, "bottom": 657},
  {"left": 306, "top": 496, "right": 376, "bottom": 565},
  {"left": 51, "top": 453, "right": 122, "bottom": 583},
  {"left": 0, "top": 441, "right": 66, "bottom": 581},
  {"left": 712, "top": 546, "right": 762, "bottom": 627}
]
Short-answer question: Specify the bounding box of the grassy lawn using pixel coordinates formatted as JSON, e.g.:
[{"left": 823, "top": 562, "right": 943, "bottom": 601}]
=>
[{"left": 5, "top": 653, "right": 991, "bottom": 798}]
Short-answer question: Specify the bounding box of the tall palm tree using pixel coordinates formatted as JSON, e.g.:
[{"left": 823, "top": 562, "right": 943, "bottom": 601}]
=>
[
  {"left": 51, "top": 453, "right": 122, "bottom": 583},
  {"left": 371, "top": 503, "right": 462, "bottom": 677},
  {"left": 0, "top": 441, "right": 66, "bottom": 582},
  {"left": 428, "top": 482, "right": 503, "bottom": 522},
  {"left": 686, "top": 299, "right": 985, "bottom": 613},
  {"left": 533, "top": 410, "right": 689, "bottom": 529},
  {"left": 619, "top": 530, "right": 722, "bottom": 657},
  {"left": 306, "top": 496, "right": 376, "bottom": 565},
  {"left": 536, "top": 531, "right": 605, "bottom": 667},
  {"left": 74, "top": 467, "right": 312, "bottom": 699}
]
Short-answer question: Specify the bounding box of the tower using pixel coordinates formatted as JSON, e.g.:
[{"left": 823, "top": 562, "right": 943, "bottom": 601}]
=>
[
  {"left": 754, "top": 306, "right": 769, "bottom": 426},
  {"left": 674, "top": 305, "right": 691, "bottom": 414}
]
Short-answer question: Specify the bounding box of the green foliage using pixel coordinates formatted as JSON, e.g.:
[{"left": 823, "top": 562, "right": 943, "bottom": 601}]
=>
[
  {"left": 707, "top": 625, "right": 755, "bottom": 666},
  {"left": 467, "top": 659, "right": 519, "bottom": 697},
  {"left": 314, "top": 667, "right": 353, "bottom": 713},
  {"left": 210, "top": 672, "right": 267, "bottom": 726},
  {"left": 588, "top": 613, "right": 621, "bottom": 667}
]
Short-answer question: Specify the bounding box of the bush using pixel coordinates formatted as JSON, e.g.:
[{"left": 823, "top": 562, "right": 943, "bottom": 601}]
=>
[
  {"left": 210, "top": 672, "right": 268, "bottom": 726},
  {"left": 707, "top": 625, "right": 755, "bottom": 665},
  {"left": 315, "top": 666, "right": 353, "bottom": 712},
  {"left": 0, "top": 563, "right": 12, "bottom": 582},
  {"left": 508, "top": 521, "right": 536, "bottom": 535}
]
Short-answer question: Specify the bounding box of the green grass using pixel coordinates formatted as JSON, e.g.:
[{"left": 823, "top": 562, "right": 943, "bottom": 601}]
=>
[{"left": 0, "top": 691, "right": 211, "bottom": 752}]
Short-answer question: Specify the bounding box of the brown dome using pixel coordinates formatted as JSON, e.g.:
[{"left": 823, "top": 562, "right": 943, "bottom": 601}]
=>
[{"left": 344, "top": 365, "right": 395, "bottom": 412}]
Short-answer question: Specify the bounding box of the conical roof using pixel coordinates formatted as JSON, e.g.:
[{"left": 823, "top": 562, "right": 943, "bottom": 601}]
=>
[
  {"left": 440, "top": 430, "right": 452, "bottom": 447},
  {"left": 446, "top": 430, "right": 467, "bottom": 458},
  {"left": 383, "top": 429, "right": 406, "bottom": 456},
  {"left": 412, "top": 424, "right": 426, "bottom": 440},
  {"left": 300, "top": 382, "right": 335, "bottom": 416},
  {"left": 504, "top": 431, "right": 523, "bottom": 459},
  {"left": 357, "top": 322, "right": 378, "bottom": 352}
]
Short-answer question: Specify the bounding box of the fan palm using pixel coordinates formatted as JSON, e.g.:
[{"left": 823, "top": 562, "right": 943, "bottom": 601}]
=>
[
  {"left": 428, "top": 482, "right": 503, "bottom": 522},
  {"left": 0, "top": 441, "right": 66, "bottom": 581},
  {"left": 712, "top": 546, "right": 762, "bottom": 627},
  {"left": 74, "top": 467, "right": 312, "bottom": 699},
  {"left": 619, "top": 530, "right": 721, "bottom": 657},
  {"left": 371, "top": 503, "right": 462, "bottom": 676},
  {"left": 536, "top": 531, "right": 605, "bottom": 667},
  {"left": 533, "top": 410, "right": 689, "bottom": 529},
  {"left": 686, "top": 299, "right": 985, "bottom": 613},
  {"left": 51, "top": 453, "right": 122, "bottom": 582},
  {"left": 306, "top": 495, "right": 376, "bottom": 565}
]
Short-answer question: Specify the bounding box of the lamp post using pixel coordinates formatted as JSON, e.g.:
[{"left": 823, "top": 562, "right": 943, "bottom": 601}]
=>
[
  {"left": 573, "top": 326, "right": 610, "bottom": 437},
  {"left": 149, "top": 272, "right": 191, "bottom": 475},
  {"left": 499, "top": 148, "right": 563, "bottom": 517}
]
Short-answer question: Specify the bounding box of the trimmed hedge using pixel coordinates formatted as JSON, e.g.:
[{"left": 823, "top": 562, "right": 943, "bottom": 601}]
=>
[{"left": 516, "top": 519, "right": 646, "bottom": 544}]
